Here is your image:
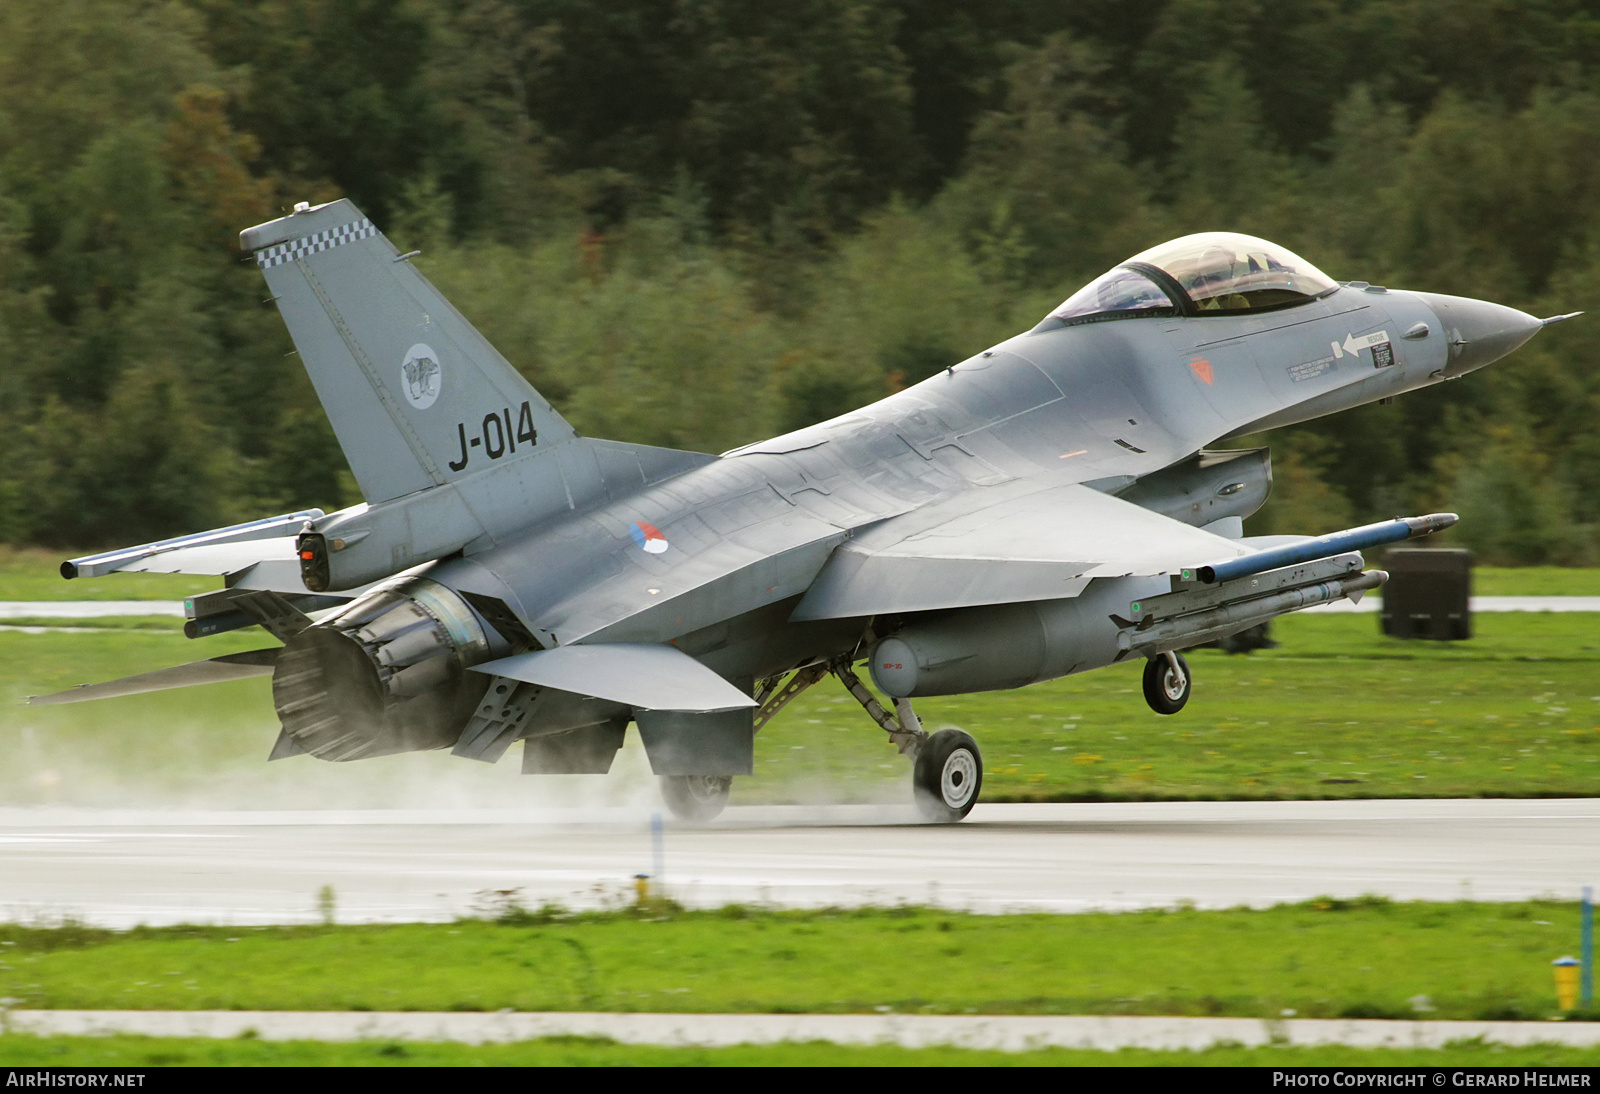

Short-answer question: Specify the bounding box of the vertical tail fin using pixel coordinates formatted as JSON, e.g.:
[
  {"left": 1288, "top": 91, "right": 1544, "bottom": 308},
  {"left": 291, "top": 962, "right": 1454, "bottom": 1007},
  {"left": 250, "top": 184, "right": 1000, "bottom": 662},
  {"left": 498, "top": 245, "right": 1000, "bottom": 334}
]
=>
[{"left": 241, "top": 199, "right": 576, "bottom": 503}]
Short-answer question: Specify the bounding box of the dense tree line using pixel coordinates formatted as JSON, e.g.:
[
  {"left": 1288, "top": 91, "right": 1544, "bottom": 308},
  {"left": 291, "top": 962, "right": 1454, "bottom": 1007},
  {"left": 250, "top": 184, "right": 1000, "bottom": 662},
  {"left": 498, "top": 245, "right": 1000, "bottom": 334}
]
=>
[{"left": 1, "top": 0, "right": 1598, "bottom": 562}]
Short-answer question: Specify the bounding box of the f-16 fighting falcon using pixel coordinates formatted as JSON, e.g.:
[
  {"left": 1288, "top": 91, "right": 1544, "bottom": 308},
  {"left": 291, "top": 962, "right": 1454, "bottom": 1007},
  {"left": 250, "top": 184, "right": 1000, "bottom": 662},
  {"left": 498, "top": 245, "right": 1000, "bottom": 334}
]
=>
[{"left": 32, "top": 200, "right": 1577, "bottom": 821}]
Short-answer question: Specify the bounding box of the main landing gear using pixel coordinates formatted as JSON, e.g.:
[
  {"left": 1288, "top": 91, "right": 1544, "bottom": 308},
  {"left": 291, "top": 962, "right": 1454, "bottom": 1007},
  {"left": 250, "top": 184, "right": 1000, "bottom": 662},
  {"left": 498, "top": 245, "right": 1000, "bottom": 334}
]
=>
[
  {"left": 830, "top": 660, "right": 982, "bottom": 823},
  {"left": 660, "top": 657, "right": 988, "bottom": 825},
  {"left": 659, "top": 774, "right": 731, "bottom": 822},
  {"left": 657, "top": 665, "right": 831, "bottom": 823},
  {"left": 912, "top": 729, "right": 983, "bottom": 822},
  {"left": 1142, "top": 650, "right": 1191, "bottom": 715}
]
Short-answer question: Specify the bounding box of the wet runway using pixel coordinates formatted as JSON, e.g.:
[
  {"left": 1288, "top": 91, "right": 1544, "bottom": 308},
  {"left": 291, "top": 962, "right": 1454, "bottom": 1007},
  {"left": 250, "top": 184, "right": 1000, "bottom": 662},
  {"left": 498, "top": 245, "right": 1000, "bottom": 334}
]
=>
[{"left": 0, "top": 798, "right": 1593, "bottom": 927}]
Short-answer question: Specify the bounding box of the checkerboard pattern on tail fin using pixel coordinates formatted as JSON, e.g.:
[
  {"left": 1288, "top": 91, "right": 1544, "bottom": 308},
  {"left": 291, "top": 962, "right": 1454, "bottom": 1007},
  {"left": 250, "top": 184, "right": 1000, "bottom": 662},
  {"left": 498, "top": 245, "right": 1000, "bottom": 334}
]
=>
[{"left": 241, "top": 199, "right": 578, "bottom": 504}]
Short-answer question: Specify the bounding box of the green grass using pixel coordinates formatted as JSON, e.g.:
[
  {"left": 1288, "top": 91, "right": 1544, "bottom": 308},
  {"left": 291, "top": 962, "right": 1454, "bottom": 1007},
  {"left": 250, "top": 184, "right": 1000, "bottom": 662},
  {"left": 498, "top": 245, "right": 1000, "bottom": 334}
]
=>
[
  {"left": 1, "top": 1034, "right": 1597, "bottom": 1066},
  {"left": 3, "top": 613, "right": 1600, "bottom": 807},
  {"left": 750, "top": 611, "right": 1600, "bottom": 804},
  {"left": 1472, "top": 567, "right": 1600, "bottom": 596},
  {"left": 0, "top": 901, "right": 1592, "bottom": 1022},
  {"left": 0, "top": 546, "right": 214, "bottom": 602}
]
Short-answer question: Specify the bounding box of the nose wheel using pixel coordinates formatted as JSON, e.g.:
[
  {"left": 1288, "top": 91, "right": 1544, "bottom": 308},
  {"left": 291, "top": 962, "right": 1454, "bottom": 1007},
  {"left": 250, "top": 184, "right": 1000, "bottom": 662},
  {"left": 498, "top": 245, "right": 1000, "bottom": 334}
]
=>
[{"left": 1142, "top": 651, "right": 1191, "bottom": 715}]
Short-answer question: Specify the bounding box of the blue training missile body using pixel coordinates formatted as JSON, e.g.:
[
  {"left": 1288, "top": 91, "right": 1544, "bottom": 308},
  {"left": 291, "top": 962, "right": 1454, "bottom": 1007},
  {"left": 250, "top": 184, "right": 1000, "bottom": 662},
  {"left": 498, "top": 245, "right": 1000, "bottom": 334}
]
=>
[{"left": 1190, "top": 513, "right": 1458, "bottom": 585}]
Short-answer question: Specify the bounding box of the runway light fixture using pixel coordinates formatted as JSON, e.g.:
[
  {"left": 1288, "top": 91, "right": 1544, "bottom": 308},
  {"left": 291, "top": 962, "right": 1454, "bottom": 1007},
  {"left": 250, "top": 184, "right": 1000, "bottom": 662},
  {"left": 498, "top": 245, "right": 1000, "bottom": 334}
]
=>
[{"left": 1555, "top": 955, "right": 1581, "bottom": 1011}]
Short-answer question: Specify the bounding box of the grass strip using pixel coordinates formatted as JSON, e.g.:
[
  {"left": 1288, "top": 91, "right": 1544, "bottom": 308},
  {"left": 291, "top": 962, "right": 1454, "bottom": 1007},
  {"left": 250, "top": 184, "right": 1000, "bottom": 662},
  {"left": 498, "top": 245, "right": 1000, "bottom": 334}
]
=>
[
  {"left": 753, "top": 611, "right": 1600, "bottom": 804},
  {"left": 2, "top": 1033, "right": 1600, "bottom": 1067},
  {"left": 0, "top": 548, "right": 213, "bottom": 602},
  {"left": 0, "top": 900, "right": 1594, "bottom": 1022},
  {"left": 2, "top": 612, "right": 1599, "bottom": 806}
]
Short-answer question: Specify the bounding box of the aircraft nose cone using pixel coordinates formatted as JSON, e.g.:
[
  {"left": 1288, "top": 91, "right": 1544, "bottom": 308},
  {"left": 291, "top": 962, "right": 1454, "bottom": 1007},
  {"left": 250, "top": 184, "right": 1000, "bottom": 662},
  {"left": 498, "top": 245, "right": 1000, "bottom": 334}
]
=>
[{"left": 1412, "top": 292, "right": 1543, "bottom": 376}]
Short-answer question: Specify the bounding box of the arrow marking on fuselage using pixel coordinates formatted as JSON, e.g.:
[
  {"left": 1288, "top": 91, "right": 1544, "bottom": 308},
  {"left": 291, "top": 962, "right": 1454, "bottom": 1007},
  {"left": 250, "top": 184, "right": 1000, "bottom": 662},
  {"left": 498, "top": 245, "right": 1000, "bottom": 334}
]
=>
[{"left": 1331, "top": 330, "right": 1389, "bottom": 359}]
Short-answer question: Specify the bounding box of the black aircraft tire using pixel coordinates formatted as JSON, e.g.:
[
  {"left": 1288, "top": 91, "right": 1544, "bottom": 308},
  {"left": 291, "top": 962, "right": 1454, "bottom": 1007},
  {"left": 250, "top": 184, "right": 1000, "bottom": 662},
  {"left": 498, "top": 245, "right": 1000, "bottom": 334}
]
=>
[
  {"left": 1142, "top": 652, "right": 1192, "bottom": 715},
  {"left": 660, "top": 775, "right": 732, "bottom": 822},
  {"left": 913, "top": 729, "right": 983, "bottom": 823}
]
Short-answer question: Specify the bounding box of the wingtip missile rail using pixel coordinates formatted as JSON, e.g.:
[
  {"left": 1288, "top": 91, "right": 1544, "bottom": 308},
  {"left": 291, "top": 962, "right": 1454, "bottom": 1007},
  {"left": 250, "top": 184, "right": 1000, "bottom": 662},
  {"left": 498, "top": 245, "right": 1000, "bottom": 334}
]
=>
[
  {"left": 1120, "top": 567, "right": 1388, "bottom": 659},
  {"left": 61, "top": 510, "right": 326, "bottom": 580},
  {"left": 1188, "top": 513, "right": 1457, "bottom": 586}
]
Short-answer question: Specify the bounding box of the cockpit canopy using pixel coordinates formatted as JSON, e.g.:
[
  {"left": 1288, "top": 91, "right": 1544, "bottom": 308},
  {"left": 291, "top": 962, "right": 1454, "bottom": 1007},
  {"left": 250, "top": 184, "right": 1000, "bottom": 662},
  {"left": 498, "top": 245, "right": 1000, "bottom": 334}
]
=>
[{"left": 1043, "top": 232, "right": 1339, "bottom": 327}]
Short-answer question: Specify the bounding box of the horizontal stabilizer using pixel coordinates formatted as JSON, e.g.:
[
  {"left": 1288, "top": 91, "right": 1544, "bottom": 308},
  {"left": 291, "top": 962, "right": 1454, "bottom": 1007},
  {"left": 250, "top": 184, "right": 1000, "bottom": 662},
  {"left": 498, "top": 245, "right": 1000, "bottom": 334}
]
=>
[
  {"left": 27, "top": 649, "right": 280, "bottom": 706},
  {"left": 97, "top": 538, "right": 300, "bottom": 577},
  {"left": 473, "top": 644, "right": 755, "bottom": 712},
  {"left": 63, "top": 512, "right": 321, "bottom": 579}
]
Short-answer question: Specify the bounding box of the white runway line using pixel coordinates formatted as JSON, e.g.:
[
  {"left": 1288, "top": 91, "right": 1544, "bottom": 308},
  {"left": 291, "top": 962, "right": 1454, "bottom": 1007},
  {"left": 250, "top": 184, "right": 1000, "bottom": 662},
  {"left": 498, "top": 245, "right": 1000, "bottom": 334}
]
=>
[
  {"left": 0, "top": 602, "right": 187, "bottom": 618},
  {"left": 5, "top": 1010, "right": 1600, "bottom": 1051}
]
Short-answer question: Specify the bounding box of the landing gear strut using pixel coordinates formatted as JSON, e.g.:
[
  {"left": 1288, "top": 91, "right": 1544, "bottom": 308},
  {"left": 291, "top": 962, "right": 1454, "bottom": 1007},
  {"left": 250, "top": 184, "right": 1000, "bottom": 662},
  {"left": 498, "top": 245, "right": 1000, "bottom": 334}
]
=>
[
  {"left": 1142, "top": 651, "right": 1191, "bottom": 715},
  {"left": 830, "top": 659, "right": 981, "bottom": 823}
]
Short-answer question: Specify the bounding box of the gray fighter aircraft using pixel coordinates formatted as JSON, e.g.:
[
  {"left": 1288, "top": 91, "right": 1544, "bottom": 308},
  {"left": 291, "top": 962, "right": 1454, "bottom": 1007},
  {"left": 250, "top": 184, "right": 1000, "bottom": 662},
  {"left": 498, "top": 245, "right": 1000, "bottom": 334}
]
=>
[{"left": 33, "top": 201, "right": 1576, "bottom": 822}]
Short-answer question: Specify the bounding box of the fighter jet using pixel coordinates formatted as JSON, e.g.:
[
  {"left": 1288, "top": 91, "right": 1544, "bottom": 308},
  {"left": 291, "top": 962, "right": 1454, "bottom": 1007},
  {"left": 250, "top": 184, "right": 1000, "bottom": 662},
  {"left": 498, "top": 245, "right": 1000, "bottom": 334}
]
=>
[{"left": 32, "top": 201, "right": 1576, "bottom": 822}]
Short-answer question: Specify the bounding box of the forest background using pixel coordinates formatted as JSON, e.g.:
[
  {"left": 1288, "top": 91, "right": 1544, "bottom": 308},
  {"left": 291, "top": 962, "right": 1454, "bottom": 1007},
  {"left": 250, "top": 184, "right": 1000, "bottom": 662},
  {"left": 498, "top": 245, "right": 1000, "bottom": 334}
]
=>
[{"left": 1, "top": 0, "right": 1597, "bottom": 563}]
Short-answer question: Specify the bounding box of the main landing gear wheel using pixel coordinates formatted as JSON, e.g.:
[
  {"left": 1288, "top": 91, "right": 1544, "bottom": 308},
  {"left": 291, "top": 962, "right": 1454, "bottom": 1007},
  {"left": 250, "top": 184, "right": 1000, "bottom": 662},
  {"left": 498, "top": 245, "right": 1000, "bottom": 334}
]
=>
[
  {"left": 913, "top": 729, "right": 983, "bottom": 823},
  {"left": 1142, "top": 651, "right": 1191, "bottom": 715},
  {"left": 660, "top": 775, "right": 732, "bottom": 822}
]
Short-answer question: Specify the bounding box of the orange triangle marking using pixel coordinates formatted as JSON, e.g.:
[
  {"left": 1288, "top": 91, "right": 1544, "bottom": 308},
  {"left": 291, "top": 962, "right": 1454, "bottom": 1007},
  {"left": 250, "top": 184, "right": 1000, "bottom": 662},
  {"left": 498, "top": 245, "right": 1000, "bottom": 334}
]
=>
[{"left": 1189, "top": 358, "right": 1214, "bottom": 385}]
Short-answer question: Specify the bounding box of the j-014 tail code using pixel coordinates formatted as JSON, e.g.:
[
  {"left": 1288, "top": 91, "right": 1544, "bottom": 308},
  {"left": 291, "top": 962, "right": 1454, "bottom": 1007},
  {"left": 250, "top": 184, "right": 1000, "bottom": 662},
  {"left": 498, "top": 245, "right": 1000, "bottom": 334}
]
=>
[{"left": 449, "top": 401, "right": 538, "bottom": 472}]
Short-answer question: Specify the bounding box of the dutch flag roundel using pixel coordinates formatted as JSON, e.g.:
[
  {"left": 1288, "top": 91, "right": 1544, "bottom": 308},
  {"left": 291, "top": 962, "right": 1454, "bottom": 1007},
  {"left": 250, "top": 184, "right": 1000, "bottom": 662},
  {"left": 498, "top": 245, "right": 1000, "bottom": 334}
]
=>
[{"left": 630, "top": 521, "right": 669, "bottom": 554}]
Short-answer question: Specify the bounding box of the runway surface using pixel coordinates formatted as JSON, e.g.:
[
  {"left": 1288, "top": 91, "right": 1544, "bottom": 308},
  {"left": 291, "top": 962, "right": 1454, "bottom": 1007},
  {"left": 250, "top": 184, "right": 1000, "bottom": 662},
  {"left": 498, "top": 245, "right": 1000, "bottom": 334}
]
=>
[{"left": 0, "top": 798, "right": 1594, "bottom": 927}]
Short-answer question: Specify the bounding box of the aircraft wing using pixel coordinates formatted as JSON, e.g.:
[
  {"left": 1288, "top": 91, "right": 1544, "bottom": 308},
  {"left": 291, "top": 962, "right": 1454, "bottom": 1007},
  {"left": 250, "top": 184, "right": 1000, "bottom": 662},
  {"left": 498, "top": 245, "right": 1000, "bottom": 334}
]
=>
[{"left": 790, "top": 481, "right": 1254, "bottom": 620}]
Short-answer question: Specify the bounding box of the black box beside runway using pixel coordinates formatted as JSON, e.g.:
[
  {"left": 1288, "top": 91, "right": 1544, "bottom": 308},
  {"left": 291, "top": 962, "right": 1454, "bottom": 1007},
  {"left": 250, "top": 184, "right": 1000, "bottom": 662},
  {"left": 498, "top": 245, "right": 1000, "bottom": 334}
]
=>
[{"left": 1380, "top": 547, "right": 1473, "bottom": 641}]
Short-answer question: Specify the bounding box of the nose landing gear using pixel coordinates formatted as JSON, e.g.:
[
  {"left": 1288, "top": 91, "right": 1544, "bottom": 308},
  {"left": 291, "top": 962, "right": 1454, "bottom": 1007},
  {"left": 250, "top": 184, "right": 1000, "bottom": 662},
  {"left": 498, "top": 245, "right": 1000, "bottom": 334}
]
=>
[{"left": 1142, "top": 650, "right": 1191, "bottom": 715}]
